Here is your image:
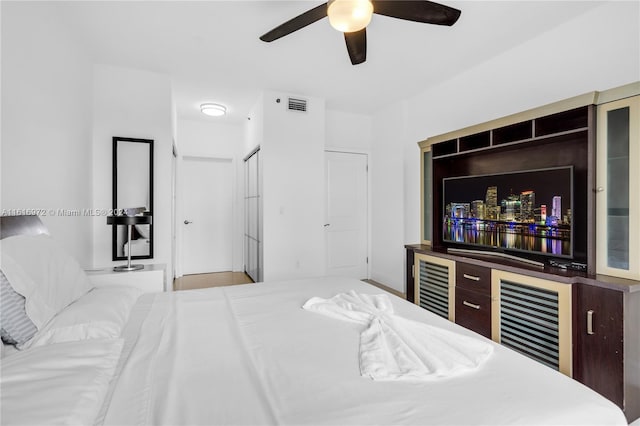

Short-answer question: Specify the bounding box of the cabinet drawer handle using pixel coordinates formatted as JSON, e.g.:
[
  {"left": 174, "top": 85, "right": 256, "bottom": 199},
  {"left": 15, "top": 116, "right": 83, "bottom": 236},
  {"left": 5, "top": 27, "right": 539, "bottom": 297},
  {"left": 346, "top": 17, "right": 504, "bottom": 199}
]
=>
[
  {"left": 587, "top": 310, "right": 594, "bottom": 335},
  {"left": 463, "top": 301, "right": 481, "bottom": 310},
  {"left": 463, "top": 273, "right": 481, "bottom": 281}
]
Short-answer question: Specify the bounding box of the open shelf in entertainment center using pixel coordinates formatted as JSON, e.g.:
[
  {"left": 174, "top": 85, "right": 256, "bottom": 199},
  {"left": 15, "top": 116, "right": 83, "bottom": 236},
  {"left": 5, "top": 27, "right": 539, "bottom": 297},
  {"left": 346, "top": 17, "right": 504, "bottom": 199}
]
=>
[{"left": 430, "top": 105, "right": 591, "bottom": 159}]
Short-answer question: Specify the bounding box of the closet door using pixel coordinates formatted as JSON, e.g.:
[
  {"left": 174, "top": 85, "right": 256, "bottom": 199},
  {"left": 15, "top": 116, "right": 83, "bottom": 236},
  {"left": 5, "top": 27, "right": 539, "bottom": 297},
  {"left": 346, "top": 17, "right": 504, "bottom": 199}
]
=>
[
  {"left": 244, "top": 149, "right": 261, "bottom": 282},
  {"left": 324, "top": 151, "right": 368, "bottom": 279}
]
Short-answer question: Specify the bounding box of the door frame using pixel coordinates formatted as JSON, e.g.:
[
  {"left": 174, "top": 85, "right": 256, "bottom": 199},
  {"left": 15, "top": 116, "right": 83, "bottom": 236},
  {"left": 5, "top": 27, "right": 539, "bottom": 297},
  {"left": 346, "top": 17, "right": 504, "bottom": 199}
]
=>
[
  {"left": 324, "top": 148, "right": 371, "bottom": 279},
  {"left": 175, "top": 154, "right": 237, "bottom": 278},
  {"left": 171, "top": 142, "right": 178, "bottom": 285}
]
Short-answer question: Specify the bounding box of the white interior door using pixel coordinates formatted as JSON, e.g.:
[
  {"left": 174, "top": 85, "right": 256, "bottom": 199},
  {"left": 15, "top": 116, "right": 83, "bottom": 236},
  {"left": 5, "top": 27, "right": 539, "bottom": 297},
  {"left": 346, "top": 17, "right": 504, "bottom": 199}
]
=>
[
  {"left": 325, "top": 151, "right": 368, "bottom": 279},
  {"left": 182, "top": 156, "right": 233, "bottom": 275}
]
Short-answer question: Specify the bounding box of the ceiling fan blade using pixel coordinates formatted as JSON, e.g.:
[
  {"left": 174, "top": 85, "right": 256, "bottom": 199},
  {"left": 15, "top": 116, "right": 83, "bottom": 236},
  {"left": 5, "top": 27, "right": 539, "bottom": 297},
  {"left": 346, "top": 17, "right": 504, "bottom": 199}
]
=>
[
  {"left": 260, "top": 3, "right": 328, "bottom": 42},
  {"left": 344, "top": 28, "right": 367, "bottom": 65},
  {"left": 372, "top": 1, "right": 461, "bottom": 26}
]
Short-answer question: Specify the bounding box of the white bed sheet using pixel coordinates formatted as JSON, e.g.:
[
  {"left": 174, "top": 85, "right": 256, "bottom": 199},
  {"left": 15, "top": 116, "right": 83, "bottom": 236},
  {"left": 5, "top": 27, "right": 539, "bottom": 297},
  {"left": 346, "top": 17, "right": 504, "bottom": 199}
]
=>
[
  {"left": 2, "top": 338, "right": 123, "bottom": 425},
  {"left": 101, "top": 277, "right": 627, "bottom": 426}
]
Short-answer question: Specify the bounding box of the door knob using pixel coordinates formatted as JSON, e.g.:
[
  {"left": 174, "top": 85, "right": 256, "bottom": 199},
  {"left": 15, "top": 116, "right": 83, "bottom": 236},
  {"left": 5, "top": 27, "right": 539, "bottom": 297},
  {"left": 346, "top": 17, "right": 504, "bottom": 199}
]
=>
[{"left": 184, "top": 220, "right": 192, "bottom": 225}]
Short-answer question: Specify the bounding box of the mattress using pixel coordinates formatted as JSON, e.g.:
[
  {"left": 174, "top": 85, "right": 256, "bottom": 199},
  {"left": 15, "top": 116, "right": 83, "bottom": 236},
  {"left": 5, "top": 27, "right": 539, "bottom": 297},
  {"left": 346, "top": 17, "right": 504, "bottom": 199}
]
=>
[{"left": 97, "top": 276, "right": 627, "bottom": 425}]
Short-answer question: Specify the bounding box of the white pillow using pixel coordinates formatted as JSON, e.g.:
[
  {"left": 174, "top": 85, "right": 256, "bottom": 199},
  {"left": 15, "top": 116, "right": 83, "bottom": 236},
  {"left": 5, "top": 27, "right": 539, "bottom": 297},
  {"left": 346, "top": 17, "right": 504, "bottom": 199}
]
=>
[
  {"left": 0, "top": 270, "right": 38, "bottom": 345},
  {"left": 24, "top": 285, "right": 143, "bottom": 349},
  {"left": 1, "top": 338, "right": 123, "bottom": 425},
  {"left": 0, "top": 234, "right": 93, "bottom": 329}
]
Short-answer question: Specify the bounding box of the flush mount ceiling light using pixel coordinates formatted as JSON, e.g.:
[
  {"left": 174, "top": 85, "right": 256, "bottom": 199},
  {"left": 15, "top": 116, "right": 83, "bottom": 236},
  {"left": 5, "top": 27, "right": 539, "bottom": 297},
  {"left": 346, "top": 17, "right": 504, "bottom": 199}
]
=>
[
  {"left": 327, "top": 0, "right": 373, "bottom": 33},
  {"left": 200, "top": 103, "right": 227, "bottom": 117}
]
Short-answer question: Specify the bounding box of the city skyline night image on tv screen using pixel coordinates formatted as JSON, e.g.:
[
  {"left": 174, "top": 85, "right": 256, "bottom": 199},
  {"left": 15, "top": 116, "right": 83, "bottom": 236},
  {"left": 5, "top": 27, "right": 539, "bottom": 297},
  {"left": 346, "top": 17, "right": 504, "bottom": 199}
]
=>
[{"left": 443, "top": 166, "right": 573, "bottom": 258}]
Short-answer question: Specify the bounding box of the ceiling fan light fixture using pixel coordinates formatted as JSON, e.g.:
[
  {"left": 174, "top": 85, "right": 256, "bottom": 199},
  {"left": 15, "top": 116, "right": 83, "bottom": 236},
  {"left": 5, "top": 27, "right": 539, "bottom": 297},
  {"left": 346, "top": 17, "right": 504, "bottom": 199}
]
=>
[
  {"left": 200, "top": 103, "right": 227, "bottom": 117},
  {"left": 328, "top": 0, "right": 373, "bottom": 33}
]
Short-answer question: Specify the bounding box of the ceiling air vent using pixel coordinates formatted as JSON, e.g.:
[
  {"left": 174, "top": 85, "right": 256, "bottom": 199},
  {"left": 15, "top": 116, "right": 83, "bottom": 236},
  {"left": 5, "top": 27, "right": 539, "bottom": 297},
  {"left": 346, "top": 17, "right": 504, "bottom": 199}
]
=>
[{"left": 288, "top": 97, "right": 307, "bottom": 112}]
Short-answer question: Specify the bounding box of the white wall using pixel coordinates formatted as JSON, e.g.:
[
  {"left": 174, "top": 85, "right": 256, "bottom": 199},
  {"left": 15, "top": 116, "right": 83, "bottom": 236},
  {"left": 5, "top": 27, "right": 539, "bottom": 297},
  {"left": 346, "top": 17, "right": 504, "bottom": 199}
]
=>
[
  {"left": 91, "top": 65, "right": 174, "bottom": 286},
  {"left": 370, "top": 102, "right": 408, "bottom": 290},
  {"left": 260, "top": 91, "right": 326, "bottom": 281},
  {"left": 244, "top": 93, "right": 264, "bottom": 156},
  {"left": 1, "top": 2, "right": 93, "bottom": 266},
  {"left": 370, "top": 1, "right": 640, "bottom": 293},
  {"left": 179, "top": 120, "right": 243, "bottom": 159},
  {"left": 176, "top": 119, "right": 245, "bottom": 274},
  {"left": 325, "top": 110, "right": 372, "bottom": 152}
]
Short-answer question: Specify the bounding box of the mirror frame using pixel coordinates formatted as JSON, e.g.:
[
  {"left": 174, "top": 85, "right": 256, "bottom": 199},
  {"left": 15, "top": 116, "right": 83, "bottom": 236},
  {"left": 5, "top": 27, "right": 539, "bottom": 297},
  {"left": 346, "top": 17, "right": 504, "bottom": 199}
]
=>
[{"left": 112, "top": 136, "right": 154, "bottom": 261}]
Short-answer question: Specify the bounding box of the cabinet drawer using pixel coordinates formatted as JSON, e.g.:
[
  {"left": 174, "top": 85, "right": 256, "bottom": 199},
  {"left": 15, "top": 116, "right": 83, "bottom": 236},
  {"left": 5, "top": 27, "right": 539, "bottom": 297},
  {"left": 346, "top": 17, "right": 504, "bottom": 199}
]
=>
[
  {"left": 455, "top": 287, "right": 491, "bottom": 338},
  {"left": 456, "top": 262, "right": 491, "bottom": 295}
]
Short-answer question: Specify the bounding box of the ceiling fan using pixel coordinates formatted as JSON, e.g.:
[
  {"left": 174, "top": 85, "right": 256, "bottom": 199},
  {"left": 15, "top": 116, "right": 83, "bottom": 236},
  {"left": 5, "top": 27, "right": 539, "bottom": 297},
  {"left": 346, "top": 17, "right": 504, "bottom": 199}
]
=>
[{"left": 259, "top": 0, "right": 461, "bottom": 65}]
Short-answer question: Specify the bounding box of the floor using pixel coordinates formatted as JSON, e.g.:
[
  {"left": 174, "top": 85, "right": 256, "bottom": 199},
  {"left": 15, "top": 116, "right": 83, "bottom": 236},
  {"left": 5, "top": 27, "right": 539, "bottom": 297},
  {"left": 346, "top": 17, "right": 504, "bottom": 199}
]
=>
[
  {"left": 174, "top": 272, "right": 406, "bottom": 299},
  {"left": 173, "top": 271, "right": 254, "bottom": 291},
  {"left": 363, "top": 279, "right": 405, "bottom": 299}
]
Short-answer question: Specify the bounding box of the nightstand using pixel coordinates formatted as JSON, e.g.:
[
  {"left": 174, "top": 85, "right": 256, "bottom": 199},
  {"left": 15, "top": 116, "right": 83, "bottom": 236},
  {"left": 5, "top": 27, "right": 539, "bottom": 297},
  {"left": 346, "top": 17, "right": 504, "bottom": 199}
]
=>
[{"left": 86, "top": 264, "right": 166, "bottom": 293}]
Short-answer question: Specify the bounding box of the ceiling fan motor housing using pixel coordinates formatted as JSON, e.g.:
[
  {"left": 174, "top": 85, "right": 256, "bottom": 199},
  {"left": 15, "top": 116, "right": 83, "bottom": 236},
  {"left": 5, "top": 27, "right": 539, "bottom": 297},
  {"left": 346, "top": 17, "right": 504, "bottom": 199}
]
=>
[{"left": 327, "top": 0, "right": 374, "bottom": 33}]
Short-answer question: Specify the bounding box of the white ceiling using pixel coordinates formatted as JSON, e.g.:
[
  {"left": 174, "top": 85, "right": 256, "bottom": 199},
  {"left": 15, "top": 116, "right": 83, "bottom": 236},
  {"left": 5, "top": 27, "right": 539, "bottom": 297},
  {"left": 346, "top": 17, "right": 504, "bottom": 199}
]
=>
[{"left": 53, "top": 1, "right": 605, "bottom": 124}]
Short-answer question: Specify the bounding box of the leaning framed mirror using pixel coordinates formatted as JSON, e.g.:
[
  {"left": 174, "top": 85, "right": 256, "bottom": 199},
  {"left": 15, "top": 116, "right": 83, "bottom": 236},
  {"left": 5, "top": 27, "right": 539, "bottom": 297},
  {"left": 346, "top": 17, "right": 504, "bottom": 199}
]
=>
[{"left": 112, "top": 137, "right": 154, "bottom": 261}]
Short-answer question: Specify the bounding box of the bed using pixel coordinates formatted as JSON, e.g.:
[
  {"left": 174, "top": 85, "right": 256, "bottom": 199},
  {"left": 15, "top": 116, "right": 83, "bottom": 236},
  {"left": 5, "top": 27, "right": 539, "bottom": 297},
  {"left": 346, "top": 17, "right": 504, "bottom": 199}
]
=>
[{"left": 0, "top": 216, "right": 629, "bottom": 425}]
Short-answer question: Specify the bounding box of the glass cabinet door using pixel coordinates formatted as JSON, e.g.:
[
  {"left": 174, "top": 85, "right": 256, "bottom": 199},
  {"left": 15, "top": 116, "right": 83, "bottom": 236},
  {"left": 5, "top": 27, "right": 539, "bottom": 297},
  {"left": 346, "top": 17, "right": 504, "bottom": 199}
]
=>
[
  {"left": 596, "top": 96, "right": 640, "bottom": 279},
  {"left": 421, "top": 147, "right": 433, "bottom": 244}
]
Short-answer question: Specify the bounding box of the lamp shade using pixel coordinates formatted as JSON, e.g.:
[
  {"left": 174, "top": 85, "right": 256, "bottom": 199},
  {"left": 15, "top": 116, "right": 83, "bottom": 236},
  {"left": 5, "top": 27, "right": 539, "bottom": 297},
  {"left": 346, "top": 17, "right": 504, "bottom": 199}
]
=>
[{"left": 328, "top": 0, "right": 373, "bottom": 33}]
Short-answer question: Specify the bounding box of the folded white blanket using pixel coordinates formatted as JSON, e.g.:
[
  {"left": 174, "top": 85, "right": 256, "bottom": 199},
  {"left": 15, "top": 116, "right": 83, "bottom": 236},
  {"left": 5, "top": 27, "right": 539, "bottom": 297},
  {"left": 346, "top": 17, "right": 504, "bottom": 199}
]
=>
[{"left": 303, "top": 291, "right": 493, "bottom": 381}]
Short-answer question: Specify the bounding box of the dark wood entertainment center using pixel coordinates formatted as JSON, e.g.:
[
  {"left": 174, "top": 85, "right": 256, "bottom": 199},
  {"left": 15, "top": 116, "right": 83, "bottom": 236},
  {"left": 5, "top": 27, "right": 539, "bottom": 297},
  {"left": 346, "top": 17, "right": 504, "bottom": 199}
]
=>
[{"left": 406, "top": 84, "right": 640, "bottom": 422}]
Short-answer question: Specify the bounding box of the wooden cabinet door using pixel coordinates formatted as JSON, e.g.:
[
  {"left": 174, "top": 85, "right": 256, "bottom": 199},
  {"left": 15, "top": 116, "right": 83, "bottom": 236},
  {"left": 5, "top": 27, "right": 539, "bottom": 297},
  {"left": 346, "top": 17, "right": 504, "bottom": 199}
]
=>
[
  {"left": 406, "top": 249, "right": 415, "bottom": 303},
  {"left": 491, "top": 270, "right": 573, "bottom": 376},
  {"left": 414, "top": 253, "right": 455, "bottom": 321},
  {"left": 574, "top": 284, "right": 624, "bottom": 409}
]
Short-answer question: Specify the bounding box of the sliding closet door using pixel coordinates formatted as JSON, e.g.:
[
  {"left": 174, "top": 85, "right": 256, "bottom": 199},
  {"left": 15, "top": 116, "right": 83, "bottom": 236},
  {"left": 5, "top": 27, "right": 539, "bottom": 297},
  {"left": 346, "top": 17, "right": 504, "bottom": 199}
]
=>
[{"left": 244, "top": 149, "right": 262, "bottom": 282}]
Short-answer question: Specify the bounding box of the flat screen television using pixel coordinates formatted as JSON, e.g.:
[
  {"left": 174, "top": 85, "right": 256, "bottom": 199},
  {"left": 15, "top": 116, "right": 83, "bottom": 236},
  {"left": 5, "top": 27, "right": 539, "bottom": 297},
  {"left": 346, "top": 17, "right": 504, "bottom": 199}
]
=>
[{"left": 442, "top": 166, "right": 574, "bottom": 261}]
